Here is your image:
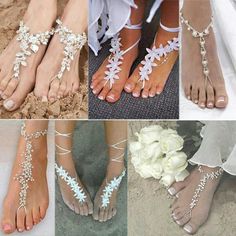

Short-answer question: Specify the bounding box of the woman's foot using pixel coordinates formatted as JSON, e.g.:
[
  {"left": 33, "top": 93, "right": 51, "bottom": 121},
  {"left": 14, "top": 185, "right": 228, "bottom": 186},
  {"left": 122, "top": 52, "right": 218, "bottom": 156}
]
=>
[
  {"left": 0, "top": 0, "right": 56, "bottom": 111},
  {"left": 169, "top": 166, "right": 222, "bottom": 234},
  {"left": 181, "top": 0, "right": 228, "bottom": 109},
  {"left": 1, "top": 130, "right": 48, "bottom": 234},
  {"left": 93, "top": 161, "right": 125, "bottom": 222},
  {"left": 34, "top": 0, "right": 88, "bottom": 102},
  {"left": 124, "top": 26, "right": 179, "bottom": 98},
  {"left": 90, "top": 26, "right": 141, "bottom": 103},
  {"left": 56, "top": 155, "right": 93, "bottom": 216}
]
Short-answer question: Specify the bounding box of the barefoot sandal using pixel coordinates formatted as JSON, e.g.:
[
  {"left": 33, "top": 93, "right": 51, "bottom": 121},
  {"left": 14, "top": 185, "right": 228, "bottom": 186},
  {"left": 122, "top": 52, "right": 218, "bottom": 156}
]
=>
[
  {"left": 14, "top": 123, "right": 47, "bottom": 211},
  {"left": 50, "top": 19, "right": 87, "bottom": 83},
  {"left": 104, "top": 21, "right": 142, "bottom": 89},
  {"left": 101, "top": 139, "right": 127, "bottom": 208},
  {"left": 139, "top": 22, "right": 179, "bottom": 89},
  {"left": 54, "top": 130, "right": 87, "bottom": 204},
  {"left": 180, "top": 12, "right": 213, "bottom": 88},
  {"left": 184, "top": 165, "right": 223, "bottom": 218},
  {"left": 13, "top": 21, "right": 54, "bottom": 80}
]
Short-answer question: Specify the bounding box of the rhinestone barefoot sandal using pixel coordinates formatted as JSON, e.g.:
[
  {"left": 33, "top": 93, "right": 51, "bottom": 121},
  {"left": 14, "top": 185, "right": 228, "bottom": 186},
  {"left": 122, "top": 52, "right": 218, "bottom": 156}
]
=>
[
  {"left": 54, "top": 130, "right": 87, "bottom": 204},
  {"left": 101, "top": 139, "right": 127, "bottom": 208},
  {"left": 14, "top": 123, "right": 47, "bottom": 211}
]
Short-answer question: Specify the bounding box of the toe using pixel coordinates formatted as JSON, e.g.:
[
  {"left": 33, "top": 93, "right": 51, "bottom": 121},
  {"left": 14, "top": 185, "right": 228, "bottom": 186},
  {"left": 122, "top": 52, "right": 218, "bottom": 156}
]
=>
[
  {"left": 112, "top": 208, "right": 117, "bottom": 217},
  {"left": 92, "top": 79, "right": 106, "bottom": 95},
  {"left": 108, "top": 208, "right": 113, "bottom": 220},
  {"left": 16, "top": 208, "right": 26, "bottom": 232},
  {"left": 57, "top": 80, "right": 67, "bottom": 99},
  {"left": 176, "top": 213, "right": 191, "bottom": 226},
  {"left": 191, "top": 87, "right": 199, "bottom": 104},
  {"left": 98, "top": 208, "right": 104, "bottom": 222},
  {"left": 1, "top": 78, "right": 19, "bottom": 99},
  {"left": 48, "top": 80, "right": 60, "bottom": 102},
  {"left": 132, "top": 82, "right": 142, "bottom": 98},
  {"left": 206, "top": 85, "right": 214, "bottom": 109},
  {"left": 149, "top": 85, "right": 157, "bottom": 98},
  {"left": 184, "top": 84, "right": 191, "bottom": 100},
  {"left": 0, "top": 76, "right": 11, "bottom": 98},
  {"left": 141, "top": 80, "right": 151, "bottom": 98},
  {"left": 98, "top": 84, "right": 110, "bottom": 101},
  {"left": 25, "top": 210, "right": 33, "bottom": 231},
  {"left": 79, "top": 205, "right": 84, "bottom": 216},
  {"left": 103, "top": 209, "right": 109, "bottom": 222},
  {"left": 83, "top": 204, "right": 89, "bottom": 216},
  {"left": 90, "top": 76, "right": 101, "bottom": 90},
  {"left": 73, "top": 203, "right": 80, "bottom": 215},
  {"left": 172, "top": 208, "right": 185, "bottom": 221},
  {"left": 183, "top": 220, "right": 200, "bottom": 235},
  {"left": 32, "top": 207, "right": 40, "bottom": 225},
  {"left": 87, "top": 200, "right": 93, "bottom": 215},
  {"left": 125, "top": 69, "right": 140, "bottom": 93},
  {"left": 215, "top": 84, "right": 228, "bottom": 108},
  {"left": 198, "top": 86, "right": 206, "bottom": 109},
  {"left": 72, "top": 81, "right": 79, "bottom": 94},
  {"left": 92, "top": 204, "right": 99, "bottom": 220},
  {"left": 168, "top": 181, "right": 187, "bottom": 196},
  {"left": 1, "top": 204, "right": 16, "bottom": 234},
  {"left": 156, "top": 83, "right": 165, "bottom": 95},
  {"left": 39, "top": 203, "right": 48, "bottom": 220},
  {"left": 106, "top": 87, "right": 122, "bottom": 103}
]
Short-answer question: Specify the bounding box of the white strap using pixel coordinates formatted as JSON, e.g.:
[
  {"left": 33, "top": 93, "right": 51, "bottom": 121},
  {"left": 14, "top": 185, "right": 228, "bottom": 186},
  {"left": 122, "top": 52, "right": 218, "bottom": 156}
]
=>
[
  {"left": 55, "top": 130, "right": 72, "bottom": 156},
  {"left": 108, "top": 139, "right": 127, "bottom": 163},
  {"left": 160, "top": 22, "right": 180, "bottom": 33},
  {"left": 123, "top": 39, "right": 140, "bottom": 54},
  {"left": 125, "top": 19, "right": 142, "bottom": 30}
]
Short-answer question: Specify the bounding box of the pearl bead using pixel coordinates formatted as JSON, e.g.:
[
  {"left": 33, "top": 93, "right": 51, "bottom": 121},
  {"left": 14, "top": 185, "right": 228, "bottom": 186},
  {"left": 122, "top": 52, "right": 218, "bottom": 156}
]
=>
[
  {"left": 192, "top": 31, "right": 198, "bottom": 37},
  {"left": 203, "top": 68, "right": 209, "bottom": 75},
  {"left": 202, "top": 60, "right": 208, "bottom": 66},
  {"left": 200, "top": 49, "right": 206, "bottom": 56}
]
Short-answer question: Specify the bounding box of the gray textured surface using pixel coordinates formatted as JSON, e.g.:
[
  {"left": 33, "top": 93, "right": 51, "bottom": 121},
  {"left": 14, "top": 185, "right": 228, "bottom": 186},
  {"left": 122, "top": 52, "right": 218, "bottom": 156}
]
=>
[
  {"left": 89, "top": 3, "right": 179, "bottom": 119},
  {"left": 55, "top": 121, "right": 127, "bottom": 236}
]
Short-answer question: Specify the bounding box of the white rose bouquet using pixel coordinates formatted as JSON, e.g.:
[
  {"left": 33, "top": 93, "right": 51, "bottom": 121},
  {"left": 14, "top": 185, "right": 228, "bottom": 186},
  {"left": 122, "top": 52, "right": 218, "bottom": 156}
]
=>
[{"left": 130, "top": 125, "right": 189, "bottom": 187}]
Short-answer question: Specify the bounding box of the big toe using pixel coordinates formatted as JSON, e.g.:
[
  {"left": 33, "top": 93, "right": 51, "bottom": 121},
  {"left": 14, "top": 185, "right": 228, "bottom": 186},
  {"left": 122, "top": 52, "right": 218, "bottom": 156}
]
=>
[
  {"left": 215, "top": 85, "right": 228, "bottom": 108},
  {"left": 125, "top": 69, "right": 140, "bottom": 93},
  {"left": 168, "top": 180, "right": 187, "bottom": 196},
  {"left": 183, "top": 220, "right": 200, "bottom": 235},
  {"left": 106, "top": 88, "right": 122, "bottom": 103}
]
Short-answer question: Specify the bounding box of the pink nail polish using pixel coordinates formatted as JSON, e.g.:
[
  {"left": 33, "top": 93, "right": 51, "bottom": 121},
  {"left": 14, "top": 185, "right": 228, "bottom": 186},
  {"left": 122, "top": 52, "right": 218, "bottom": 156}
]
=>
[{"left": 3, "top": 224, "right": 12, "bottom": 231}]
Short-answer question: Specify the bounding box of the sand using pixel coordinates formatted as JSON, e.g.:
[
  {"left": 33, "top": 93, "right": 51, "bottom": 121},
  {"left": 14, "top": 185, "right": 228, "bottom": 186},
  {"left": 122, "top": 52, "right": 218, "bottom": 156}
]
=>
[
  {"left": 128, "top": 121, "right": 236, "bottom": 236},
  {"left": 0, "top": 121, "right": 55, "bottom": 236},
  {"left": 55, "top": 121, "right": 127, "bottom": 236},
  {"left": 0, "top": 0, "right": 88, "bottom": 119}
]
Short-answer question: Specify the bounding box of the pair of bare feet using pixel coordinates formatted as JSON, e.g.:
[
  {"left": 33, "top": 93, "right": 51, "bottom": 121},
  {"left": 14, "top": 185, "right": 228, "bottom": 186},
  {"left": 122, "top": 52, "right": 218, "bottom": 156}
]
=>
[
  {"left": 57, "top": 154, "right": 124, "bottom": 222},
  {"left": 91, "top": 24, "right": 179, "bottom": 103},
  {"left": 0, "top": 0, "right": 87, "bottom": 111},
  {"left": 168, "top": 166, "right": 222, "bottom": 234},
  {"left": 182, "top": 0, "right": 228, "bottom": 109}
]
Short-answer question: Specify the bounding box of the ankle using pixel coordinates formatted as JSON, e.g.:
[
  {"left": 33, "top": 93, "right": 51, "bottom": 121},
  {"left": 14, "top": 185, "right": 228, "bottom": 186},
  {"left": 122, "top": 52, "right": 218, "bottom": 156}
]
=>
[
  {"left": 155, "top": 28, "right": 178, "bottom": 46},
  {"left": 106, "top": 161, "right": 125, "bottom": 179}
]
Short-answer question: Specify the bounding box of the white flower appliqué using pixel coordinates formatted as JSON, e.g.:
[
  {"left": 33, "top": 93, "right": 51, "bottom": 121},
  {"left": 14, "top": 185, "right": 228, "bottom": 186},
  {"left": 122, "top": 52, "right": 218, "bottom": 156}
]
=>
[
  {"left": 101, "top": 169, "right": 126, "bottom": 208},
  {"left": 139, "top": 37, "right": 179, "bottom": 88}
]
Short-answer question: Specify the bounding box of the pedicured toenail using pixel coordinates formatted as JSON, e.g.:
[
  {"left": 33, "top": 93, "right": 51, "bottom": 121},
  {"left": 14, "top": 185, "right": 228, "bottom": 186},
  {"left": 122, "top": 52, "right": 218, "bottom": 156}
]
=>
[
  {"left": 142, "top": 94, "right": 148, "bottom": 98},
  {"left": 208, "top": 102, "right": 213, "bottom": 108},
  {"left": 107, "top": 95, "right": 115, "bottom": 100},
  {"left": 18, "top": 228, "right": 23, "bottom": 232},
  {"left": 42, "top": 96, "right": 48, "bottom": 102},
  {"left": 3, "top": 100, "right": 15, "bottom": 110},
  {"left": 176, "top": 221, "right": 181, "bottom": 225},
  {"left": 3, "top": 224, "right": 12, "bottom": 231},
  {"left": 200, "top": 103, "right": 205, "bottom": 108},
  {"left": 194, "top": 100, "right": 198, "bottom": 104},
  {"left": 149, "top": 94, "right": 155, "bottom": 97},
  {"left": 125, "top": 84, "right": 131, "bottom": 91},
  {"left": 92, "top": 90, "right": 96, "bottom": 94},
  {"left": 133, "top": 93, "right": 139, "bottom": 97},
  {"left": 26, "top": 226, "right": 31, "bottom": 230},
  {"left": 168, "top": 187, "right": 176, "bottom": 196},
  {"left": 98, "top": 95, "right": 104, "bottom": 100},
  {"left": 1, "top": 94, "right": 7, "bottom": 100},
  {"left": 90, "top": 84, "right": 94, "bottom": 89},
  {"left": 187, "top": 96, "right": 191, "bottom": 100},
  {"left": 217, "top": 97, "right": 225, "bottom": 102},
  {"left": 184, "top": 224, "right": 193, "bottom": 233}
]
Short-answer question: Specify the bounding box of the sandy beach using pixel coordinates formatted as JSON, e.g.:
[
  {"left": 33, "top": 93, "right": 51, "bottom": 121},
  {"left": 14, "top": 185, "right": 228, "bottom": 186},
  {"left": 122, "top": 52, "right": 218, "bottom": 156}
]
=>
[
  {"left": 128, "top": 121, "right": 236, "bottom": 236},
  {"left": 55, "top": 121, "right": 127, "bottom": 236},
  {"left": 0, "top": 0, "right": 88, "bottom": 119}
]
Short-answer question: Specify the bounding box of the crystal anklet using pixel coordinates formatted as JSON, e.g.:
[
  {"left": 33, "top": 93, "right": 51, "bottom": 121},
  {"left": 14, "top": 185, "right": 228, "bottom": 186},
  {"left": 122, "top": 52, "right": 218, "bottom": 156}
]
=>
[
  {"left": 13, "top": 21, "right": 54, "bottom": 80},
  {"left": 101, "top": 139, "right": 127, "bottom": 208},
  {"left": 180, "top": 12, "right": 213, "bottom": 87},
  {"left": 14, "top": 123, "right": 47, "bottom": 211},
  {"left": 51, "top": 19, "right": 87, "bottom": 82}
]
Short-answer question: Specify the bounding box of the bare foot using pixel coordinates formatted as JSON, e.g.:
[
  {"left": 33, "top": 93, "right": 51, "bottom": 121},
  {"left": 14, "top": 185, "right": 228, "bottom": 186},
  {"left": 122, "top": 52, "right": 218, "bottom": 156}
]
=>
[
  {"left": 124, "top": 27, "right": 179, "bottom": 98},
  {"left": 93, "top": 161, "right": 125, "bottom": 222},
  {"left": 34, "top": 0, "right": 88, "bottom": 102},
  {"left": 0, "top": 0, "right": 56, "bottom": 111},
  {"left": 181, "top": 0, "right": 228, "bottom": 109},
  {"left": 1, "top": 128, "right": 48, "bottom": 234},
  {"left": 90, "top": 26, "right": 141, "bottom": 103},
  {"left": 56, "top": 155, "right": 93, "bottom": 216},
  {"left": 168, "top": 166, "right": 222, "bottom": 234}
]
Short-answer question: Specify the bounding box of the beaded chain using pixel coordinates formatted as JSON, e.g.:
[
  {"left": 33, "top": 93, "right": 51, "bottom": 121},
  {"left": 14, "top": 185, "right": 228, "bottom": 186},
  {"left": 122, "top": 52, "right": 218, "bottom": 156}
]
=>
[
  {"left": 180, "top": 12, "right": 213, "bottom": 88},
  {"left": 14, "top": 123, "right": 47, "bottom": 211}
]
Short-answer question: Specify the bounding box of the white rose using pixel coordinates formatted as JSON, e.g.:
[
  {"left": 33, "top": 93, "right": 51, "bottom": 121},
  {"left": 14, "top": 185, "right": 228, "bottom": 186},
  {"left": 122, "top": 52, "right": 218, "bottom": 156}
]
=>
[
  {"left": 175, "top": 169, "right": 189, "bottom": 182},
  {"left": 160, "top": 129, "right": 184, "bottom": 153},
  {"left": 159, "top": 174, "right": 175, "bottom": 187},
  {"left": 135, "top": 125, "right": 163, "bottom": 144},
  {"left": 142, "top": 142, "right": 162, "bottom": 160},
  {"left": 162, "top": 152, "right": 188, "bottom": 175},
  {"left": 129, "top": 141, "right": 143, "bottom": 155}
]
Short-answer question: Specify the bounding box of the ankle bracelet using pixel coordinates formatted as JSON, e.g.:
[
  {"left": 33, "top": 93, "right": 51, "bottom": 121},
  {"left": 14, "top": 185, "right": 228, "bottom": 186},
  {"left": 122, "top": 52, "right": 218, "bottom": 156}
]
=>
[
  {"left": 14, "top": 123, "right": 47, "bottom": 211},
  {"left": 13, "top": 21, "right": 54, "bottom": 81},
  {"left": 180, "top": 12, "right": 213, "bottom": 88}
]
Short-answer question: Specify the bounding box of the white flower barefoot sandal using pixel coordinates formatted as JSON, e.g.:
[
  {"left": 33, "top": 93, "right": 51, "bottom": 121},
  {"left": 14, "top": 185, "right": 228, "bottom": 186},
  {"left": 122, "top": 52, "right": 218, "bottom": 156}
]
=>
[
  {"left": 139, "top": 22, "right": 180, "bottom": 90},
  {"left": 54, "top": 130, "right": 87, "bottom": 204},
  {"left": 101, "top": 139, "right": 127, "bottom": 208},
  {"left": 14, "top": 123, "right": 47, "bottom": 211},
  {"left": 183, "top": 165, "right": 223, "bottom": 218},
  {"left": 180, "top": 12, "right": 213, "bottom": 90},
  {"left": 50, "top": 19, "right": 87, "bottom": 85},
  {"left": 13, "top": 21, "right": 54, "bottom": 81},
  {"left": 104, "top": 21, "right": 142, "bottom": 89}
]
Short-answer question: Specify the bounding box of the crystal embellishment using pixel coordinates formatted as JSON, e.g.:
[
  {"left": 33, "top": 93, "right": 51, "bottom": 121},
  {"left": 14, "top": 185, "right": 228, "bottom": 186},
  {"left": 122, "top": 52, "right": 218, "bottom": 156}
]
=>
[
  {"left": 14, "top": 123, "right": 48, "bottom": 211},
  {"left": 55, "top": 163, "right": 87, "bottom": 203},
  {"left": 101, "top": 169, "right": 126, "bottom": 208},
  {"left": 13, "top": 21, "right": 54, "bottom": 80},
  {"left": 139, "top": 37, "right": 179, "bottom": 88},
  {"left": 53, "top": 19, "right": 87, "bottom": 81}
]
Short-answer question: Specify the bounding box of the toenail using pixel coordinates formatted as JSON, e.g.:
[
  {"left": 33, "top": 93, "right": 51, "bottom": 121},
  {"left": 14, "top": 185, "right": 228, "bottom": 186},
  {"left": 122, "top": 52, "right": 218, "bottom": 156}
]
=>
[
  {"left": 3, "top": 100, "right": 15, "bottom": 110},
  {"left": 125, "top": 84, "right": 131, "bottom": 91},
  {"left": 26, "top": 226, "right": 31, "bottom": 230},
  {"left": 133, "top": 93, "right": 139, "bottom": 97},
  {"left": 199, "top": 103, "right": 205, "bottom": 108},
  {"left": 168, "top": 187, "right": 176, "bottom": 196},
  {"left": 176, "top": 221, "right": 181, "bottom": 225},
  {"left": 90, "top": 84, "right": 94, "bottom": 89},
  {"left": 176, "top": 193, "right": 179, "bottom": 198},
  {"left": 217, "top": 97, "right": 225, "bottom": 102},
  {"left": 1, "top": 94, "right": 7, "bottom": 99},
  {"left": 156, "top": 91, "right": 161, "bottom": 95},
  {"left": 3, "top": 224, "right": 12, "bottom": 231},
  {"left": 149, "top": 93, "right": 155, "bottom": 97},
  {"left": 18, "top": 228, "right": 23, "bottom": 232},
  {"left": 98, "top": 95, "right": 104, "bottom": 100},
  {"left": 187, "top": 95, "right": 190, "bottom": 100},
  {"left": 208, "top": 102, "right": 213, "bottom": 107},
  {"left": 184, "top": 224, "right": 193, "bottom": 233},
  {"left": 92, "top": 89, "right": 96, "bottom": 94},
  {"left": 107, "top": 95, "right": 115, "bottom": 100},
  {"left": 142, "top": 94, "right": 148, "bottom": 98},
  {"left": 42, "top": 96, "right": 48, "bottom": 102},
  {"left": 194, "top": 100, "right": 198, "bottom": 104}
]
